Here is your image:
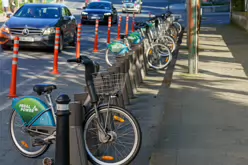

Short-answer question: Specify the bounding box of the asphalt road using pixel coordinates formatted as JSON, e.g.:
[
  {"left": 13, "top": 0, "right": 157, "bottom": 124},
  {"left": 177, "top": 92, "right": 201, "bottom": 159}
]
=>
[{"left": 0, "top": 0, "right": 230, "bottom": 164}]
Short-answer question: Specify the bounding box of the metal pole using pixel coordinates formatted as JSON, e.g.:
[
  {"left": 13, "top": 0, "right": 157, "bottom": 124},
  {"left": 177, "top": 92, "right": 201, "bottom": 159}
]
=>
[
  {"left": 188, "top": 0, "right": 199, "bottom": 74},
  {"left": 55, "top": 94, "right": 71, "bottom": 165}
]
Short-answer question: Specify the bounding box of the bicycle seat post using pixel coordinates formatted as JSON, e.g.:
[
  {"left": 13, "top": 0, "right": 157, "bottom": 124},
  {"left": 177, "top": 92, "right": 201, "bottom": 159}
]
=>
[{"left": 45, "top": 93, "right": 57, "bottom": 123}]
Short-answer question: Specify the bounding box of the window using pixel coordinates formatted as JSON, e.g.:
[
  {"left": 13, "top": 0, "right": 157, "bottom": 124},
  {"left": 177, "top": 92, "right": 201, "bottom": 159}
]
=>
[
  {"left": 14, "top": 6, "right": 60, "bottom": 18},
  {"left": 65, "top": 8, "right": 72, "bottom": 16},
  {"left": 61, "top": 7, "right": 66, "bottom": 17},
  {"left": 87, "top": 2, "right": 111, "bottom": 10}
]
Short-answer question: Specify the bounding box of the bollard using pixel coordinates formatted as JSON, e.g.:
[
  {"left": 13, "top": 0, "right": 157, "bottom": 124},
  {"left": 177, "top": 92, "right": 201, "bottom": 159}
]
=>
[
  {"left": 116, "top": 59, "right": 130, "bottom": 105},
  {"left": 132, "top": 12, "right": 135, "bottom": 32},
  {"left": 9, "top": 36, "right": 19, "bottom": 98},
  {"left": 93, "top": 19, "right": 99, "bottom": 53},
  {"left": 132, "top": 51, "right": 141, "bottom": 87},
  {"left": 138, "top": 43, "right": 147, "bottom": 78},
  {"left": 124, "top": 56, "right": 135, "bottom": 98},
  {"left": 107, "top": 16, "right": 111, "bottom": 44},
  {"left": 76, "top": 24, "right": 82, "bottom": 59},
  {"left": 69, "top": 101, "right": 89, "bottom": 165},
  {"left": 127, "top": 52, "right": 137, "bottom": 94},
  {"left": 117, "top": 15, "right": 122, "bottom": 40},
  {"left": 149, "top": 12, "right": 151, "bottom": 18},
  {"left": 52, "top": 27, "right": 60, "bottom": 75},
  {"left": 55, "top": 94, "right": 71, "bottom": 165},
  {"left": 134, "top": 46, "right": 143, "bottom": 84},
  {"left": 125, "top": 14, "right": 129, "bottom": 36}
]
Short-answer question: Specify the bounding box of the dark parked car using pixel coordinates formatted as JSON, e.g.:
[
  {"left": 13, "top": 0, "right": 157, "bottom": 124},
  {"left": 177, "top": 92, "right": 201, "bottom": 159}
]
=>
[
  {"left": 0, "top": 4, "right": 77, "bottom": 51},
  {"left": 81, "top": 1, "right": 118, "bottom": 24}
]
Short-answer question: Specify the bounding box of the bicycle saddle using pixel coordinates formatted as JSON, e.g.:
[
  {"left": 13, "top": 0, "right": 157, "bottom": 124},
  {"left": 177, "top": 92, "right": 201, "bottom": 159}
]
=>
[{"left": 33, "top": 84, "right": 57, "bottom": 95}]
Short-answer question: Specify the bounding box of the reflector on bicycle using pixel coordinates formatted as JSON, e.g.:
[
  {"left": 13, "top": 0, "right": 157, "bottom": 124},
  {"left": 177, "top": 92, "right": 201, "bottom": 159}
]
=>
[
  {"left": 114, "top": 115, "right": 125, "bottom": 123},
  {"left": 21, "top": 141, "right": 29, "bottom": 148},
  {"left": 102, "top": 156, "right": 114, "bottom": 161}
]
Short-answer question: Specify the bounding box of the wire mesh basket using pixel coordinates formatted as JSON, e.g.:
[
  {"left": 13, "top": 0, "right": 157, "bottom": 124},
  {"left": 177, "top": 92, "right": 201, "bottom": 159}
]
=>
[{"left": 93, "top": 72, "right": 127, "bottom": 96}]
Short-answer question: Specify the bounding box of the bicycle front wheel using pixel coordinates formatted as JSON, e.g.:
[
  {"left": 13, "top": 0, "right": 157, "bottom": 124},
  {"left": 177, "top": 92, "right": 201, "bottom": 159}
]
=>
[
  {"left": 84, "top": 105, "right": 142, "bottom": 165},
  {"left": 146, "top": 43, "right": 172, "bottom": 70}
]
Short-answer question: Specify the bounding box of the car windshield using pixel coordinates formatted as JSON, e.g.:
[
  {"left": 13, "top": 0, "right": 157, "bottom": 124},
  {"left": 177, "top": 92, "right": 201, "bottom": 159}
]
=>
[
  {"left": 87, "top": 2, "right": 111, "bottom": 10},
  {"left": 14, "top": 6, "right": 60, "bottom": 19}
]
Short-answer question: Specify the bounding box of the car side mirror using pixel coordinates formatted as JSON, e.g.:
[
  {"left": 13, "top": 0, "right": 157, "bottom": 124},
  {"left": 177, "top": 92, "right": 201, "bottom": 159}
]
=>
[
  {"left": 6, "top": 13, "right": 12, "bottom": 18},
  {"left": 63, "top": 16, "right": 70, "bottom": 21}
]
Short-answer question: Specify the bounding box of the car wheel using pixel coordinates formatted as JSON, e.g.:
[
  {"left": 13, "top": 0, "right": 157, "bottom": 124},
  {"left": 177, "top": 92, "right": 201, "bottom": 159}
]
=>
[
  {"left": 69, "top": 31, "right": 76, "bottom": 47},
  {"left": 59, "top": 34, "right": 64, "bottom": 52}
]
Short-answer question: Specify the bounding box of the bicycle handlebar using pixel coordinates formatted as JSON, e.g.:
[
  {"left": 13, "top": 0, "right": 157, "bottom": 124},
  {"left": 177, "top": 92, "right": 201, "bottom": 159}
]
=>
[{"left": 67, "top": 55, "right": 100, "bottom": 103}]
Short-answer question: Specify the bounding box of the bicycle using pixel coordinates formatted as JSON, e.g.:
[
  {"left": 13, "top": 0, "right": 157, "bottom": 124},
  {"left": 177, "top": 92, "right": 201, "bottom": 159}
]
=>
[
  {"left": 10, "top": 55, "right": 142, "bottom": 165},
  {"left": 134, "top": 21, "right": 173, "bottom": 69}
]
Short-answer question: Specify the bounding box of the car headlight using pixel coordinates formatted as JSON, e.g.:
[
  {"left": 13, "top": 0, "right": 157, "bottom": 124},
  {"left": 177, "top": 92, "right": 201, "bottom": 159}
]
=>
[
  {"left": 0, "top": 24, "right": 10, "bottom": 34},
  {"left": 82, "top": 12, "right": 88, "bottom": 15},
  {"left": 104, "top": 13, "right": 112, "bottom": 16},
  {"left": 43, "top": 27, "right": 56, "bottom": 35}
]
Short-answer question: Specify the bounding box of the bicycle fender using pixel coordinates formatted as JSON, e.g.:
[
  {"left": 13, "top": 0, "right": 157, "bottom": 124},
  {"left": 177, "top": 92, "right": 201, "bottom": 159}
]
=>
[{"left": 12, "top": 96, "right": 55, "bottom": 127}]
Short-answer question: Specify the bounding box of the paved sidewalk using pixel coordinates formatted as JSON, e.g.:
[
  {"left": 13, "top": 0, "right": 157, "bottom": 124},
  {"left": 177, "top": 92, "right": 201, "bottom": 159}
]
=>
[{"left": 150, "top": 24, "right": 248, "bottom": 165}]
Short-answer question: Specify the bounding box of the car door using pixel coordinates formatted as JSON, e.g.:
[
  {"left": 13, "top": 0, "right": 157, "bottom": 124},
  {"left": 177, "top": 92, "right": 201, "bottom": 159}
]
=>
[
  {"left": 65, "top": 7, "right": 76, "bottom": 41},
  {"left": 61, "top": 7, "right": 70, "bottom": 43}
]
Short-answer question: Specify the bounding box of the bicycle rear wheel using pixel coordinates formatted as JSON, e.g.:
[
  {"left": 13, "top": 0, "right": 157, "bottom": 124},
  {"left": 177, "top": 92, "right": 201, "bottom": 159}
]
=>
[
  {"left": 146, "top": 43, "right": 172, "bottom": 70},
  {"left": 9, "top": 110, "right": 50, "bottom": 158},
  {"left": 84, "top": 105, "right": 142, "bottom": 165}
]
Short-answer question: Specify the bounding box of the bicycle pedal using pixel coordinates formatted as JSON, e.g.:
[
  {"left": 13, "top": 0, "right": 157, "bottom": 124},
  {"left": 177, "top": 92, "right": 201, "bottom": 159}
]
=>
[{"left": 32, "top": 138, "right": 50, "bottom": 146}]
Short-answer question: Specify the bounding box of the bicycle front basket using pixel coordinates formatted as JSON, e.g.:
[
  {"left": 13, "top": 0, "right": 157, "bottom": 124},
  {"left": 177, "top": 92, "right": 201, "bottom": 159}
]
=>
[{"left": 93, "top": 72, "right": 127, "bottom": 96}]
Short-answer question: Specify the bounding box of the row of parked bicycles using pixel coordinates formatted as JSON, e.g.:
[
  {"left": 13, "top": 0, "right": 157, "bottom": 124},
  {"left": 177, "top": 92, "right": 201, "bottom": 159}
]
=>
[
  {"left": 106, "top": 10, "right": 182, "bottom": 70},
  {"left": 9, "top": 11, "right": 183, "bottom": 165}
]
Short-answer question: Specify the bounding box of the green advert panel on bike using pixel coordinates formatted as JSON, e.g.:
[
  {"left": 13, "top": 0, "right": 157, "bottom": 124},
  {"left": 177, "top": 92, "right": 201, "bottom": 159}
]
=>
[{"left": 12, "top": 97, "right": 55, "bottom": 126}]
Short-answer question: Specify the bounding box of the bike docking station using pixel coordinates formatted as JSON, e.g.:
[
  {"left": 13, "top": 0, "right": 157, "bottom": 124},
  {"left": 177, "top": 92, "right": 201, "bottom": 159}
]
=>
[{"left": 39, "top": 13, "right": 184, "bottom": 165}]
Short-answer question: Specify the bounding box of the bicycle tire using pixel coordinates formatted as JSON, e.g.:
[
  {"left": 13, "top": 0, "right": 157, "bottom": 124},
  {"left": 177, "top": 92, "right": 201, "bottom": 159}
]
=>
[
  {"left": 9, "top": 110, "right": 50, "bottom": 158},
  {"left": 146, "top": 43, "right": 172, "bottom": 70},
  {"left": 168, "top": 25, "right": 178, "bottom": 41},
  {"left": 84, "top": 105, "right": 142, "bottom": 165},
  {"left": 157, "top": 35, "right": 176, "bottom": 53},
  {"left": 173, "top": 21, "right": 182, "bottom": 34}
]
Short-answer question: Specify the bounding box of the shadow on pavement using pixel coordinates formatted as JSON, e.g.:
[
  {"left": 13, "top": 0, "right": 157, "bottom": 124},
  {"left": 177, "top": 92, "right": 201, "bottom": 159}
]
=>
[{"left": 150, "top": 27, "right": 248, "bottom": 164}]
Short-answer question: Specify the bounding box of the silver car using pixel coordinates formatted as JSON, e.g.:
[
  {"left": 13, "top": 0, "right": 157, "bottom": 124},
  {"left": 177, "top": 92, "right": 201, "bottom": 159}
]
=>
[{"left": 122, "top": 0, "right": 142, "bottom": 13}]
